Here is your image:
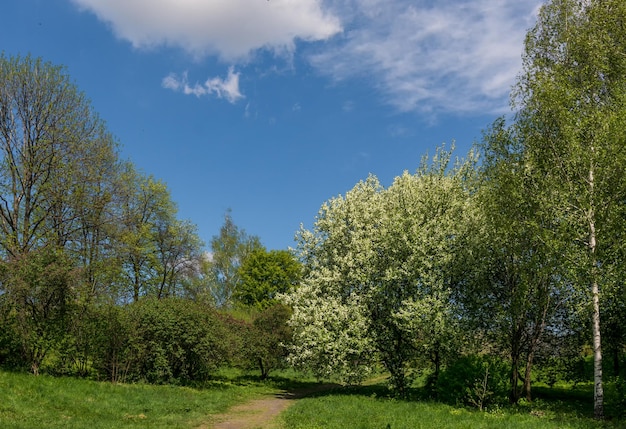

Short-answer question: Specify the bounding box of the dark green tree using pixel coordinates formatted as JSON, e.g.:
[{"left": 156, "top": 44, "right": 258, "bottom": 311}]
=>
[{"left": 235, "top": 248, "right": 301, "bottom": 309}]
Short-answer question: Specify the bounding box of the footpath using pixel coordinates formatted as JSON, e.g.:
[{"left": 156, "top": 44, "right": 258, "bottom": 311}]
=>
[{"left": 199, "top": 384, "right": 338, "bottom": 429}]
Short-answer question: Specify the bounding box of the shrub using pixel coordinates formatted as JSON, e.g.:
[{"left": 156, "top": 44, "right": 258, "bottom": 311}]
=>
[
  {"left": 436, "top": 354, "right": 509, "bottom": 409},
  {"left": 218, "top": 304, "right": 292, "bottom": 379},
  {"left": 123, "top": 298, "right": 228, "bottom": 384}
]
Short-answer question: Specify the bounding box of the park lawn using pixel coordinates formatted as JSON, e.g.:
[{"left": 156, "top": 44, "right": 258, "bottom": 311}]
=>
[
  {"left": 279, "top": 386, "right": 621, "bottom": 429},
  {"left": 0, "top": 370, "right": 279, "bottom": 429}
]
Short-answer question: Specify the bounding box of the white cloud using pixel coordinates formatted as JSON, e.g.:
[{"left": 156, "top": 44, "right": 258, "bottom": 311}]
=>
[
  {"left": 70, "top": 0, "right": 342, "bottom": 60},
  {"left": 311, "top": 0, "right": 542, "bottom": 115},
  {"left": 72, "top": 0, "right": 542, "bottom": 116},
  {"left": 162, "top": 68, "right": 244, "bottom": 103}
]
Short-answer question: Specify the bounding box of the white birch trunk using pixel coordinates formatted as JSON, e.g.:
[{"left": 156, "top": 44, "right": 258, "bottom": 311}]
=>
[{"left": 589, "top": 161, "right": 603, "bottom": 419}]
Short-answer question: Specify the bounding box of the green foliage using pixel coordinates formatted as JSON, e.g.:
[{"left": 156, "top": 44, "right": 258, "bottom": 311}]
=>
[
  {"left": 607, "top": 377, "right": 626, "bottom": 418},
  {"left": 218, "top": 304, "right": 293, "bottom": 379},
  {"left": 435, "top": 355, "right": 509, "bottom": 409},
  {"left": 514, "top": 0, "right": 626, "bottom": 417},
  {"left": 250, "top": 303, "right": 293, "bottom": 378},
  {"left": 122, "top": 298, "right": 227, "bottom": 384},
  {"left": 473, "top": 117, "right": 563, "bottom": 403},
  {"left": 208, "top": 210, "right": 263, "bottom": 308},
  {"left": 235, "top": 248, "right": 301, "bottom": 309},
  {"left": 0, "top": 248, "right": 78, "bottom": 375},
  {"left": 286, "top": 146, "right": 477, "bottom": 393},
  {"left": 88, "top": 304, "right": 135, "bottom": 382}
]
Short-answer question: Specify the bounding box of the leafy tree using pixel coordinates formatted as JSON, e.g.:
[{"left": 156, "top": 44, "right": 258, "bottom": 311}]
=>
[
  {"left": 436, "top": 355, "right": 509, "bottom": 409},
  {"left": 468, "top": 118, "right": 564, "bottom": 403},
  {"left": 0, "top": 54, "right": 122, "bottom": 374},
  {"left": 286, "top": 146, "right": 476, "bottom": 394},
  {"left": 0, "top": 54, "right": 117, "bottom": 258},
  {"left": 208, "top": 210, "right": 262, "bottom": 307},
  {"left": 234, "top": 304, "right": 293, "bottom": 379},
  {"left": 116, "top": 165, "right": 178, "bottom": 302},
  {"left": 514, "top": 0, "right": 626, "bottom": 417},
  {"left": 153, "top": 219, "right": 204, "bottom": 299},
  {"left": 235, "top": 248, "right": 301, "bottom": 309}
]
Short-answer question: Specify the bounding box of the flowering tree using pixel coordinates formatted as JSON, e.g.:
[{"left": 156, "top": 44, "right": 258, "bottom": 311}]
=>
[{"left": 285, "top": 147, "right": 476, "bottom": 393}]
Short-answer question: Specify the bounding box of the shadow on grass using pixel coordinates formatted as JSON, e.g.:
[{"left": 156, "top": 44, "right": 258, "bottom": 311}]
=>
[
  {"left": 196, "top": 370, "right": 621, "bottom": 423},
  {"left": 273, "top": 379, "right": 616, "bottom": 422}
]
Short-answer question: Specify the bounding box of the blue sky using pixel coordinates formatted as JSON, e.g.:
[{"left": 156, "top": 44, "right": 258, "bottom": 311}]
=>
[{"left": 2, "top": 0, "right": 541, "bottom": 250}]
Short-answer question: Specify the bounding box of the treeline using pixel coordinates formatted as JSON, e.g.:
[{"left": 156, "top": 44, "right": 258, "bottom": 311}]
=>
[
  {"left": 0, "top": 53, "right": 300, "bottom": 382},
  {"left": 284, "top": 0, "right": 626, "bottom": 419}
]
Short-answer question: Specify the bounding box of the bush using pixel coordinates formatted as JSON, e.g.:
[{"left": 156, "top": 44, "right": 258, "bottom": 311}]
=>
[
  {"left": 219, "top": 304, "right": 292, "bottom": 379},
  {"left": 436, "top": 354, "right": 509, "bottom": 409},
  {"left": 250, "top": 303, "right": 292, "bottom": 379},
  {"left": 122, "top": 298, "right": 228, "bottom": 384},
  {"left": 0, "top": 299, "right": 25, "bottom": 370}
]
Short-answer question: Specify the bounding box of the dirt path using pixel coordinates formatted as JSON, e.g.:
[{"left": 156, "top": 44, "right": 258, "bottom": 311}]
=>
[{"left": 199, "top": 384, "right": 337, "bottom": 429}]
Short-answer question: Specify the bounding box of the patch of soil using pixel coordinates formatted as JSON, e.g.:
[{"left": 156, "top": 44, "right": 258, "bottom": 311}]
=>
[{"left": 199, "top": 384, "right": 338, "bottom": 429}]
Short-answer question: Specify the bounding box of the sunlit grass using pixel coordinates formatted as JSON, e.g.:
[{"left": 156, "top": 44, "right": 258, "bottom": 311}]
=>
[{"left": 0, "top": 370, "right": 278, "bottom": 429}]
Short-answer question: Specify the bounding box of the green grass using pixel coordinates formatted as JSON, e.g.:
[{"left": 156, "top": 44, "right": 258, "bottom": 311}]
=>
[
  {"left": 279, "top": 385, "right": 622, "bottom": 429},
  {"left": 2, "top": 368, "right": 623, "bottom": 428},
  {"left": 0, "top": 370, "right": 279, "bottom": 428}
]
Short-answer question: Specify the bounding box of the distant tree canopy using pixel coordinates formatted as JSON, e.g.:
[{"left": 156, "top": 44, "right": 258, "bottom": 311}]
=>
[{"left": 206, "top": 210, "right": 263, "bottom": 308}]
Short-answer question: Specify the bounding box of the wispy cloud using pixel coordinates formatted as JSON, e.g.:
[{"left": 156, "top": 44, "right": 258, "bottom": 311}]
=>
[
  {"left": 70, "top": 0, "right": 341, "bottom": 61},
  {"left": 72, "top": 0, "right": 542, "bottom": 116},
  {"left": 312, "top": 0, "right": 541, "bottom": 115},
  {"left": 162, "top": 68, "right": 244, "bottom": 103}
]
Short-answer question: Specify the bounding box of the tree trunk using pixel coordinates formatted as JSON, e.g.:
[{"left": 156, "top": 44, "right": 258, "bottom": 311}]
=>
[
  {"left": 524, "top": 288, "right": 550, "bottom": 401},
  {"left": 523, "top": 350, "right": 534, "bottom": 401},
  {"left": 591, "top": 273, "right": 603, "bottom": 418},
  {"left": 589, "top": 164, "right": 604, "bottom": 419},
  {"left": 510, "top": 325, "right": 523, "bottom": 404},
  {"left": 510, "top": 352, "right": 521, "bottom": 403},
  {"left": 258, "top": 357, "right": 267, "bottom": 380}
]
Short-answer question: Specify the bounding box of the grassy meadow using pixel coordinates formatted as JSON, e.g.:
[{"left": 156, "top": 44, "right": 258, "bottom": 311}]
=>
[
  {"left": 1, "top": 369, "right": 624, "bottom": 428},
  {"left": 0, "top": 369, "right": 279, "bottom": 429}
]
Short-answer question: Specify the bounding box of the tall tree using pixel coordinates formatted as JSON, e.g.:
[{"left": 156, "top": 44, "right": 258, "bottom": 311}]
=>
[
  {"left": 0, "top": 54, "right": 116, "bottom": 258},
  {"left": 473, "top": 118, "right": 563, "bottom": 403},
  {"left": 208, "top": 210, "right": 262, "bottom": 307},
  {"left": 153, "top": 219, "right": 203, "bottom": 299},
  {"left": 0, "top": 54, "right": 123, "bottom": 373},
  {"left": 515, "top": 0, "right": 626, "bottom": 417},
  {"left": 116, "top": 165, "right": 175, "bottom": 302}
]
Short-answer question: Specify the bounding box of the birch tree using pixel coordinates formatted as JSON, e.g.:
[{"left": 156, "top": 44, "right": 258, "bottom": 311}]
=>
[
  {"left": 515, "top": 0, "right": 626, "bottom": 418},
  {"left": 208, "top": 210, "right": 262, "bottom": 307}
]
